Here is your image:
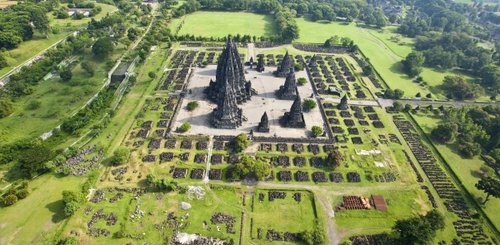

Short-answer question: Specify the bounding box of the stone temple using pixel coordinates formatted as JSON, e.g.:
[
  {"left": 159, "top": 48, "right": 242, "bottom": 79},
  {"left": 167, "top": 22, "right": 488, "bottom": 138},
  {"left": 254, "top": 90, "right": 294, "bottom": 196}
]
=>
[
  {"left": 206, "top": 37, "right": 252, "bottom": 104},
  {"left": 276, "top": 68, "right": 298, "bottom": 100},
  {"left": 274, "top": 51, "right": 294, "bottom": 77},
  {"left": 280, "top": 95, "right": 306, "bottom": 128},
  {"left": 210, "top": 76, "right": 243, "bottom": 129},
  {"left": 257, "top": 112, "right": 270, "bottom": 132}
]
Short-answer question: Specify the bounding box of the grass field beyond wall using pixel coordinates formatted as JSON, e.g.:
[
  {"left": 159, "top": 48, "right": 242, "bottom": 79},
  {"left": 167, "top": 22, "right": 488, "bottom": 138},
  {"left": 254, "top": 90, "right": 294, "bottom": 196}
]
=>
[{"left": 170, "top": 11, "right": 277, "bottom": 38}]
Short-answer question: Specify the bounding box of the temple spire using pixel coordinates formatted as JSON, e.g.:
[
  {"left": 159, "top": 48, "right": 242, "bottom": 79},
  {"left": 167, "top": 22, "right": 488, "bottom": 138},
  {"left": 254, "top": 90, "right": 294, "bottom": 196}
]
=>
[
  {"left": 275, "top": 51, "right": 294, "bottom": 77},
  {"left": 276, "top": 68, "right": 298, "bottom": 100},
  {"left": 206, "top": 35, "right": 251, "bottom": 104},
  {"left": 257, "top": 112, "right": 270, "bottom": 132},
  {"left": 280, "top": 94, "right": 305, "bottom": 128}
]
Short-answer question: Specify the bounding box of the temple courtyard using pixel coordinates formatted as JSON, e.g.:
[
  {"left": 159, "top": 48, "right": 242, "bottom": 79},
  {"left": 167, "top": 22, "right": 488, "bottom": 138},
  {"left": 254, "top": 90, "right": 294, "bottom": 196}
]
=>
[{"left": 173, "top": 64, "right": 325, "bottom": 138}]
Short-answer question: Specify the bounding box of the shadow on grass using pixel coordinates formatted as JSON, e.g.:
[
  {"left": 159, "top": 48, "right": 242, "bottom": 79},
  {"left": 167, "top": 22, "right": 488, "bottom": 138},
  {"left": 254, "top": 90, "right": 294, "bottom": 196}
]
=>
[{"left": 45, "top": 199, "right": 66, "bottom": 223}]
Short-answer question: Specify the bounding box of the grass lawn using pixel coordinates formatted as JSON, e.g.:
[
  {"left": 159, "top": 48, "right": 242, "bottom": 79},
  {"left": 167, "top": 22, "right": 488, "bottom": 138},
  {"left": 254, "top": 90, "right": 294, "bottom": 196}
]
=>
[
  {"left": 0, "top": 3, "right": 117, "bottom": 78},
  {"left": 49, "top": 3, "right": 117, "bottom": 31},
  {"left": 170, "top": 11, "right": 277, "bottom": 38},
  {"left": 0, "top": 33, "right": 68, "bottom": 78},
  {"left": 412, "top": 113, "right": 500, "bottom": 231},
  {"left": 335, "top": 188, "right": 429, "bottom": 239},
  {"left": 294, "top": 19, "right": 479, "bottom": 100},
  {"left": 0, "top": 47, "right": 124, "bottom": 144},
  {"left": 0, "top": 174, "right": 84, "bottom": 245}
]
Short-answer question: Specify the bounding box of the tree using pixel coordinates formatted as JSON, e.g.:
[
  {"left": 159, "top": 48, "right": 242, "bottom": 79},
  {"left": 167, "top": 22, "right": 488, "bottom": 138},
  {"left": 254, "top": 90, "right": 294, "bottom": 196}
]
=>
[
  {"left": 148, "top": 71, "right": 156, "bottom": 79},
  {"left": 394, "top": 89, "right": 404, "bottom": 99},
  {"left": 393, "top": 101, "right": 404, "bottom": 112},
  {"left": 475, "top": 177, "right": 500, "bottom": 204},
  {"left": 303, "top": 99, "right": 317, "bottom": 112},
  {"left": 178, "top": 122, "right": 191, "bottom": 132},
  {"left": 325, "top": 149, "right": 343, "bottom": 169},
  {"left": 0, "top": 53, "right": 7, "bottom": 68},
  {"left": 311, "top": 126, "right": 323, "bottom": 138},
  {"left": 442, "top": 76, "right": 483, "bottom": 100},
  {"left": 231, "top": 133, "right": 250, "bottom": 152},
  {"left": 62, "top": 190, "right": 83, "bottom": 217},
  {"left": 431, "top": 123, "right": 458, "bottom": 143},
  {"left": 111, "top": 147, "right": 130, "bottom": 165},
  {"left": 59, "top": 67, "right": 72, "bottom": 82},
  {"left": 300, "top": 223, "right": 325, "bottom": 245},
  {"left": 92, "top": 37, "right": 114, "bottom": 58},
  {"left": 324, "top": 36, "right": 340, "bottom": 48},
  {"left": 362, "top": 65, "right": 373, "bottom": 76},
  {"left": 393, "top": 210, "right": 444, "bottom": 244},
  {"left": 0, "top": 99, "right": 14, "bottom": 118},
  {"left": 231, "top": 155, "right": 270, "bottom": 181},
  {"left": 81, "top": 61, "right": 94, "bottom": 76},
  {"left": 402, "top": 52, "right": 425, "bottom": 77},
  {"left": 19, "top": 143, "right": 54, "bottom": 177},
  {"left": 2, "top": 194, "right": 18, "bottom": 206},
  {"left": 186, "top": 101, "right": 199, "bottom": 111}
]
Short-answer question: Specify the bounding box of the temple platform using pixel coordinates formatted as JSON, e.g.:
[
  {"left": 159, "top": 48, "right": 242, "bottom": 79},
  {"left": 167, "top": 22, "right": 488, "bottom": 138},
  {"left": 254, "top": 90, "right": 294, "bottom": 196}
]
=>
[{"left": 173, "top": 65, "right": 326, "bottom": 138}]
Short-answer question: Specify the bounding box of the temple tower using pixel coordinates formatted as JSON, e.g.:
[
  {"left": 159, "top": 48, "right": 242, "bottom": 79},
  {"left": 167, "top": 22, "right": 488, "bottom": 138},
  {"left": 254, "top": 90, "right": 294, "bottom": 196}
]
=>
[
  {"left": 257, "top": 112, "right": 270, "bottom": 132},
  {"left": 280, "top": 95, "right": 306, "bottom": 128},
  {"left": 275, "top": 51, "right": 294, "bottom": 77},
  {"left": 211, "top": 78, "right": 242, "bottom": 129},
  {"left": 207, "top": 36, "right": 251, "bottom": 104},
  {"left": 276, "top": 68, "right": 298, "bottom": 100}
]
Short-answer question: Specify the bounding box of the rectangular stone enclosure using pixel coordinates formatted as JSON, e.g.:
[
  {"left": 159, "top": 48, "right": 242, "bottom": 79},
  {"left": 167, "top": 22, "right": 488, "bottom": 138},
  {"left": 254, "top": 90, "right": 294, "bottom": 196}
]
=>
[{"left": 173, "top": 65, "right": 326, "bottom": 138}]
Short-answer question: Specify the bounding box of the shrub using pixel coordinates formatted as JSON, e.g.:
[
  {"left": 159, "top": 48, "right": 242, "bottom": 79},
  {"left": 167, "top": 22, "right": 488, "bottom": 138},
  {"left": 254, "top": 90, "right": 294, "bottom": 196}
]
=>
[
  {"left": 311, "top": 126, "right": 323, "bottom": 137},
  {"left": 303, "top": 99, "right": 317, "bottom": 111},
  {"left": 294, "top": 63, "right": 304, "bottom": 71},
  {"left": 26, "top": 100, "right": 41, "bottom": 110},
  {"left": 186, "top": 101, "right": 199, "bottom": 111},
  {"left": 297, "top": 77, "right": 308, "bottom": 86},
  {"left": 111, "top": 147, "right": 130, "bottom": 165},
  {"left": 178, "top": 122, "right": 191, "bottom": 132},
  {"left": 0, "top": 99, "right": 14, "bottom": 118},
  {"left": 231, "top": 133, "right": 250, "bottom": 153},
  {"left": 2, "top": 194, "right": 18, "bottom": 206}
]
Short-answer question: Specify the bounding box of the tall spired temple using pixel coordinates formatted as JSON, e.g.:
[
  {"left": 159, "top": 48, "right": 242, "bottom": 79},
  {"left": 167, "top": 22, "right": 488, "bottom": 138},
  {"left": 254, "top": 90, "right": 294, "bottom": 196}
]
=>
[
  {"left": 211, "top": 76, "right": 243, "bottom": 129},
  {"left": 276, "top": 68, "right": 298, "bottom": 100},
  {"left": 206, "top": 36, "right": 252, "bottom": 104},
  {"left": 280, "top": 95, "right": 306, "bottom": 128},
  {"left": 275, "top": 51, "right": 294, "bottom": 77}
]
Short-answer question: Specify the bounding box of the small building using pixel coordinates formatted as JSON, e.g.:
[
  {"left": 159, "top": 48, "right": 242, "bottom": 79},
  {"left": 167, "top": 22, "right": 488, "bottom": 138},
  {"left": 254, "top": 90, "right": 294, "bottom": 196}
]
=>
[
  {"left": 67, "top": 8, "right": 92, "bottom": 17},
  {"left": 110, "top": 61, "right": 130, "bottom": 87},
  {"left": 371, "top": 195, "right": 387, "bottom": 211}
]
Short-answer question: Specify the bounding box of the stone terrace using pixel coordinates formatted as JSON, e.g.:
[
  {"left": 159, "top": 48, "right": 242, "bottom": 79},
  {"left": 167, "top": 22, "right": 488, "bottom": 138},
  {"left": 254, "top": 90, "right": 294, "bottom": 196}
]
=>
[{"left": 173, "top": 65, "right": 325, "bottom": 138}]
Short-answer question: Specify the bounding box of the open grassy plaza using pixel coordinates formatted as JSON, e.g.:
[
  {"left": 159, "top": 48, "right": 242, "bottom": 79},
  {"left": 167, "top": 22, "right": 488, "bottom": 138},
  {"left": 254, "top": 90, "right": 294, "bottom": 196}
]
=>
[{"left": 0, "top": 3, "right": 499, "bottom": 245}]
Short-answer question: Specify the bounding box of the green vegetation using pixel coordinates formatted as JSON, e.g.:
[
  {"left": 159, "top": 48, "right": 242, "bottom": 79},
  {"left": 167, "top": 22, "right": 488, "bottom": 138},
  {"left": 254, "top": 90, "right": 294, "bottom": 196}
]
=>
[
  {"left": 230, "top": 155, "right": 270, "bottom": 180},
  {"left": 186, "top": 101, "right": 199, "bottom": 111},
  {"left": 297, "top": 77, "right": 308, "bottom": 86},
  {"left": 178, "top": 122, "right": 192, "bottom": 132},
  {"left": 170, "top": 11, "right": 277, "bottom": 38},
  {"left": 231, "top": 133, "right": 249, "bottom": 153},
  {"left": 111, "top": 147, "right": 130, "bottom": 165},
  {"left": 311, "top": 125, "right": 323, "bottom": 138},
  {"left": 475, "top": 177, "right": 500, "bottom": 205},
  {"left": 302, "top": 99, "right": 317, "bottom": 112}
]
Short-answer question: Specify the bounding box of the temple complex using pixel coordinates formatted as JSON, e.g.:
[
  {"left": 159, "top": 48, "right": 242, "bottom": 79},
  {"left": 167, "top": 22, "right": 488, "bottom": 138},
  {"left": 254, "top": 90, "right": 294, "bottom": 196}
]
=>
[
  {"left": 276, "top": 69, "right": 298, "bottom": 100},
  {"left": 274, "top": 51, "right": 294, "bottom": 77}
]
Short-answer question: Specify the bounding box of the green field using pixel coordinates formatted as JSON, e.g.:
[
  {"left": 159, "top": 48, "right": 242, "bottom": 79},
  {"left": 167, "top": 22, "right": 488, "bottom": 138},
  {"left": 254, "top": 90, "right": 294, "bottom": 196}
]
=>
[
  {"left": 294, "top": 19, "right": 478, "bottom": 100},
  {"left": 170, "top": 11, "right": 277, "bottom": 38},
  {"left": 0, "top": 46, "right": 124, "bottom": 144},
  {"left": 0, "top": 174, "right": 84, "bottom": 245},
  {"left": 412, "top": 113, "right": 500, "bottom": 231},
  {"left": 0, "top": 3, "right": 117, "bottom": 78}
]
